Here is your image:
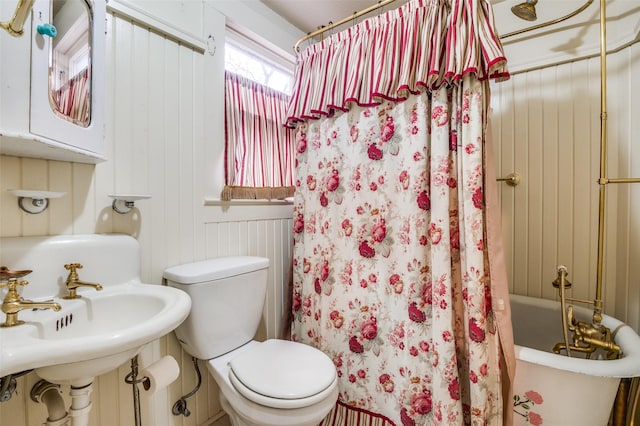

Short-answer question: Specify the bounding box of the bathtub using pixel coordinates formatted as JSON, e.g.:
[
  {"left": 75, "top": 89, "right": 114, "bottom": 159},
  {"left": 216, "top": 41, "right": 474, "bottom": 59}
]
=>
[{"left": 510, "top": 294, "right": 640, "bottom": 426}]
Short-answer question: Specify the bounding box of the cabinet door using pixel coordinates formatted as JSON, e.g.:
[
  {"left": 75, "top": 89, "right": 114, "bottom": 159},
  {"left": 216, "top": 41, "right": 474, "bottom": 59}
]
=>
[{"left": 29, "top": 0, "right": 106, "bottom": 158}]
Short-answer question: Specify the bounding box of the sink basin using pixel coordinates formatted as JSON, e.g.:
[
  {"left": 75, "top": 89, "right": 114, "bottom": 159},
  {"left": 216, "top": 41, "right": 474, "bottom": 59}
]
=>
[{"left": 0, "top": 282, "right": 191, "bottom": 386}]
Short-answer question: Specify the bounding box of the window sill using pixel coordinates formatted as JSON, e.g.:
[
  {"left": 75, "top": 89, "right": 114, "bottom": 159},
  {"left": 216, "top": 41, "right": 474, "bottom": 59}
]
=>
[{"left": 204, "top": 197, "right": 294, "bottom": 206}]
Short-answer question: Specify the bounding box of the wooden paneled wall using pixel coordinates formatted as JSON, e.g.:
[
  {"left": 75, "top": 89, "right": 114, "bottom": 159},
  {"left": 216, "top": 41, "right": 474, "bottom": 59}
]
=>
[
  {"left": 0, "top": 7, "right": 294, "bottom": 426},
  {"left": 205, "top": 218, "right": 294, "bottom": 341},
  {"left": 0, "top": 2, "right": 637, "bottom": 425},
  {"left": 491, "top": 42, "right": 640, "bottom": 330}
]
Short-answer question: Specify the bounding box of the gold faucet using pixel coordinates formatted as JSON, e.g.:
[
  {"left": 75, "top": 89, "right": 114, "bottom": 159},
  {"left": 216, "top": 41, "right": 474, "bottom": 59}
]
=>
[
  {"left": 552, "top": 266, "right": 622, "bottom": 360},
  {"left": 553, "top": 305, "right": 622, "bottom": 360},
  {"left": 63, "top": 263, "right": 103, "bottom": 299},
  {"left": 0, "top": 267, "right": 62, "bottom": 327}
]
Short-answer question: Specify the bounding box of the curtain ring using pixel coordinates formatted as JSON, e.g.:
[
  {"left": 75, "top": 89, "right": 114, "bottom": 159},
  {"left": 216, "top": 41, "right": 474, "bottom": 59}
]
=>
[{"left": 317, "top": 24, "right": 325, "bottom": 41}]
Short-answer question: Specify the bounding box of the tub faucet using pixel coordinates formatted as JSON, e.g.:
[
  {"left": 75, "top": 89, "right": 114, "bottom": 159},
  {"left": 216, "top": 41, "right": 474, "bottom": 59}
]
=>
[
  {"left": 553, "top": 305, "right": 622, "bottom": 359},
  {"left": 63, "top": 263, "right": 103, "bottom": 299},
  {"left": 552, "top": 265, "right": 621, "bottom": 359},
  {"left": 0, "top": 267, "right": 62, "bottom": 327}
]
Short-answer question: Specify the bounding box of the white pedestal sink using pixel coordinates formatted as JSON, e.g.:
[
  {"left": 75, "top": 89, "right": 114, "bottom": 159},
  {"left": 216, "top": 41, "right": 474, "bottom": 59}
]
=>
[
  {"left": 2, "top": 283, "right": 190, "bottom": 387},
  {"left": 0, "top": 234, "right": 191, "bottom": 424}
]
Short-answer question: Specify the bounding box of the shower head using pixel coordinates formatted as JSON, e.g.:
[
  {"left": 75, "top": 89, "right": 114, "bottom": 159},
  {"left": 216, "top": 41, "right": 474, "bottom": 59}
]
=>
[{"left": 511, "top": 0, "right": 538, "bottom": 22}]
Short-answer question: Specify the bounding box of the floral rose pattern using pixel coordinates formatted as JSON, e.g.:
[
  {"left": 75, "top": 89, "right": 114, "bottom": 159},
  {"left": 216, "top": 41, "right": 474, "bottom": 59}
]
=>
[
  {"left": 291, "top": 79, "right": 503, "bottom": 425},
  {"left": 514, "top": 390, "right": 544, "bottom": 425}
]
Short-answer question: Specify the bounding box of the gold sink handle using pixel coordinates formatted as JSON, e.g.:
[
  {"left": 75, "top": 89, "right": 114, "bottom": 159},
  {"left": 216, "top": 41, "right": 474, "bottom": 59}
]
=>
[
  {"left": 1, "top": 276, "right": 61, "bottom": 327},
  {"left": 63, "top": 263, "right": 103, "bottom": 299}
]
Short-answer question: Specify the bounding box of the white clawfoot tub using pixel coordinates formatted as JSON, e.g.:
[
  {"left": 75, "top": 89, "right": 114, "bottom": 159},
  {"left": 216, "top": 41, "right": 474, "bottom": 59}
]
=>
[{"left": 511, "top": 294, "right": 640, "bottom": 426}]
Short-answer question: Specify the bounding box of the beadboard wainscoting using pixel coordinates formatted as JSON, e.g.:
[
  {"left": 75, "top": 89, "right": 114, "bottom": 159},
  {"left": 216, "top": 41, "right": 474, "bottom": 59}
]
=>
[
  {"left": 204, "top": 216, "right": 294, "bottom": 341},
  {"left": 0, "top": 0, "right": 638, "bottom": 424},
  {"left": 0, "top": 1, "right": 300, "bottom": 425},
  {"left": 491, "top": 41, "right": 640, "bottom": 331}
]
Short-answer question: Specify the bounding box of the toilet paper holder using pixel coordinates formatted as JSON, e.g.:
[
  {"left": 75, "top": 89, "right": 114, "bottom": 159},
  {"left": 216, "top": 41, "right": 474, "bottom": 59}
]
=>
[
  {"left": 124, "top": 356, "right": 151, "bottom": 389},
  {"left": 125, "top": 355, "right": 181, "bottom": 425},
  {"left": 126, "top": 354, "right": 180, "bottom": 392},
  {"left": 124, "top": 356, "right": 146, "bottom": 426}
]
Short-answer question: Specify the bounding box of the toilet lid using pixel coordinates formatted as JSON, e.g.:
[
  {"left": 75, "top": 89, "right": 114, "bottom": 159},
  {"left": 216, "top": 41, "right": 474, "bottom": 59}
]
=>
[{"left": 229, "top": 339, "right": 336, "bottom": 401}]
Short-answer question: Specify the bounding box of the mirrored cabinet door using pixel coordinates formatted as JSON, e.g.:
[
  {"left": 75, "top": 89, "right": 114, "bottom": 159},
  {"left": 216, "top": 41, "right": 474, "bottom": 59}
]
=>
[
  {"left": 29, "top": 0, "right": 105, "bottom": 160},
  {"left": 48, "top": 0, "right": 92, "bottom": 128}
]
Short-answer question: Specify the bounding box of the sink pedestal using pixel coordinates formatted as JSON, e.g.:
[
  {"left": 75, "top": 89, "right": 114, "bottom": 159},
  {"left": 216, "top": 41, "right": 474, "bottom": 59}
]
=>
[{"left": 69, "top": 383, "right": 93, "bottom": 426}]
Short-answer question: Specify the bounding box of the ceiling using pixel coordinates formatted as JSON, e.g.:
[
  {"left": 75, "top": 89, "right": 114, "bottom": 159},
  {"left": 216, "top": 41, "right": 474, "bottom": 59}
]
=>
[
  {"left": 259, "top": 0, "right": 639, "bottom": 37},
  {"left": 259, "top": 0, "right": 640, "bottom": 72},
  {"left": 260, "top": 0, "right": 409, "bottom": 36}
]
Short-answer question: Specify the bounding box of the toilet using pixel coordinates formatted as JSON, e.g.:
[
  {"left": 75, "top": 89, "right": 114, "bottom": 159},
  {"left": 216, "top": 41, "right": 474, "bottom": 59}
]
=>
[{"left": 163, "top": 256, "right": 338, "bottom": 426}]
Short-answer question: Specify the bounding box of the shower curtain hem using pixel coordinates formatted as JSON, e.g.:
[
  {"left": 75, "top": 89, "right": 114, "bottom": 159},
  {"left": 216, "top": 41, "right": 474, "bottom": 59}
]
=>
[{"left": 319, "top": 400, "right": 397, "bottom": 426}]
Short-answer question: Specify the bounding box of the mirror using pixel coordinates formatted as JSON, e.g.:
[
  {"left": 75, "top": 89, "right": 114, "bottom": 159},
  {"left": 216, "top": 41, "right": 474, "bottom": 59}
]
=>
[{"left": 48, "top": 0, "right": 91, "bottom": 127}]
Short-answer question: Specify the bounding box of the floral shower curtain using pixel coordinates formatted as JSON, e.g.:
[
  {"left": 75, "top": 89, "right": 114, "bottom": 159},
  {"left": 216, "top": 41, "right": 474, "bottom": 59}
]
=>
[{"left": 286, "top": 0, "right": 515, "bottom": 425}]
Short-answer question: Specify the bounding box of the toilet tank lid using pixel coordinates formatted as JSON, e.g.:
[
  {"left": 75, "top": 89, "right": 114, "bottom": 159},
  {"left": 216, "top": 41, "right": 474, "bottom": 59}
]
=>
[{"left": 163, "top": 256, "right": 269, "bottom": 284}]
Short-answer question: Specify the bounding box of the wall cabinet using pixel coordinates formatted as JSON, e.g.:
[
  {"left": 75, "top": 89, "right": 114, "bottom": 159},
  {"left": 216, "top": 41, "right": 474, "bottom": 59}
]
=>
[{"left": 0, "top": 0, "right": 106, "bottom": 164}]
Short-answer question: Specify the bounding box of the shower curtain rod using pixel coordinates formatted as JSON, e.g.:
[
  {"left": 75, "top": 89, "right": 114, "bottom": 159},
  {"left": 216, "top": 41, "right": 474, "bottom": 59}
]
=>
[
  {"left": 294, "top": 0, "right": 400, "bottom": 52},
  {"left": 294, "top": 0, "right": 594, "bottom": 51}
]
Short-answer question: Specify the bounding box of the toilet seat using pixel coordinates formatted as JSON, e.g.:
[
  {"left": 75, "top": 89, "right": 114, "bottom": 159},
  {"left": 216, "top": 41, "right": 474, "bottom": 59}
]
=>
[
  {"left": 207, "top": 341, "right": 340, "bottom": 426},
  {"left": 228, "top": 339, "right": 337, "bottom": 409}
]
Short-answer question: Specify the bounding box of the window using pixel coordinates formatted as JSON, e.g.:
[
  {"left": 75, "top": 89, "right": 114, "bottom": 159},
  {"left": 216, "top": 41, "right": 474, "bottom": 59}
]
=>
[
  {"left": 225, "top": 41, "right": 293, "bottom": 95},
  {"left": 221, "top": 30, "right": 296, "bottom": 201}
]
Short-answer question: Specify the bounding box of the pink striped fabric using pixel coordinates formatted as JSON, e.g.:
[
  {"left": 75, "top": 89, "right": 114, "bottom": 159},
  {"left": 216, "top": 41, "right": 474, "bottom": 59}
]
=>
[
  {"left": 319, "top": 401, "right": 396, "bottom": 426},
  {"left": 285, "top": 0, "right": 508, "bottom": 128},
  {"left": 224, "top": 71, "right": 295, "bottom": 199},
  {"left": 53, "top": 67, "right": 90, "bottom": 127}
]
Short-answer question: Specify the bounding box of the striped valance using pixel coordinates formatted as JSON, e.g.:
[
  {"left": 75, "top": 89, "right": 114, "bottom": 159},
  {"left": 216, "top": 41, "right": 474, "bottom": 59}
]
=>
[{"left": 285, "top": 0, "right": 508, "bottom": 128}]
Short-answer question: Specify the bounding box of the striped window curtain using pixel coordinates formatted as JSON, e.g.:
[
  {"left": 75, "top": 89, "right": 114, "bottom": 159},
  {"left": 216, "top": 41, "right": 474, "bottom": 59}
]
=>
[
  {"left": 52, "top": 67, "right": 90, "bottom": 127},
  {"left": 222, "top": 71, "right": 295, "bottom": 201}
]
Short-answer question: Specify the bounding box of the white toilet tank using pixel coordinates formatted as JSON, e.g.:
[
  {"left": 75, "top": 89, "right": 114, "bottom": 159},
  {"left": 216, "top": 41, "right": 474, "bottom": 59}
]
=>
[{"left": 163, "top": 256, "right": 270, "bottom": 360}]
